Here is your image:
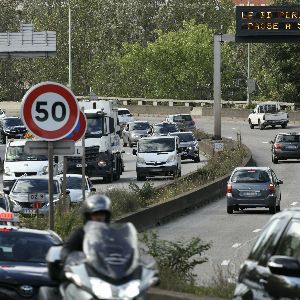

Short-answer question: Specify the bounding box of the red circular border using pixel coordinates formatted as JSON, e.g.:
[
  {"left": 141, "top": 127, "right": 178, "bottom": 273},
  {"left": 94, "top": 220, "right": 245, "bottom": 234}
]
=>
[
  {"left": 22, "top": 83, "right": 79, "bottom": 140},
  {"left": 64, "top": 111, "right": 87, "bottom": 141}
]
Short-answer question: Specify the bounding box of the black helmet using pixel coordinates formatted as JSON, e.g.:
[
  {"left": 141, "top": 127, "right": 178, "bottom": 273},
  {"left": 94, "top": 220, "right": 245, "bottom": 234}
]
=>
[{"left": 82, "top": 194, "right": 111, "bottom": 223}]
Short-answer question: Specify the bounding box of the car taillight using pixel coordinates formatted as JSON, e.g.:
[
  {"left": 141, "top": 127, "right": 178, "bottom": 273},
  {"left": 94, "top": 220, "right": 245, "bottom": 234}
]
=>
[
  {"left": 269, "top": 184, "right": 275, "bottom": 193},
  {"left": 227, "top": 183, "right": 232, "bottom": 193},
  {"left": 274, "top": 143, "right": 281, "bottom": 149},
  {"left": 33, "top": 202, "right": 42, "bottom": 209}
]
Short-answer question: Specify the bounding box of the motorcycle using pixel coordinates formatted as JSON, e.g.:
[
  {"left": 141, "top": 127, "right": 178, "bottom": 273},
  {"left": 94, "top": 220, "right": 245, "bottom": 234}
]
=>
[{"left": 39, "top": 222, "right": 159, "bottom": 300}]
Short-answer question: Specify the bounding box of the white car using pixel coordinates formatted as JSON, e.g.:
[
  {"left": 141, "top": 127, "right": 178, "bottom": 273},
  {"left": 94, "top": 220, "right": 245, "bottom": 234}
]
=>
[
  {"left": 118, "top": 108, "right": 134, "bottom": 128},
  {"left": 56, "top": 174, "right": 96, "bottom": 204}
]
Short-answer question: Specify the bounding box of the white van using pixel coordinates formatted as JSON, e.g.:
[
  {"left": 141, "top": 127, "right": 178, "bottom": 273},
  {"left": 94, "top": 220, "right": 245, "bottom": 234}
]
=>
[
  {"left": 133, "top": 136, "right": 181, "bottom": 181},
  {"left": 3, "top": 139, "right": 58, "bottom": 191},
  {"left": 118, "top": 108, "right": 134, "bottom": 128}
]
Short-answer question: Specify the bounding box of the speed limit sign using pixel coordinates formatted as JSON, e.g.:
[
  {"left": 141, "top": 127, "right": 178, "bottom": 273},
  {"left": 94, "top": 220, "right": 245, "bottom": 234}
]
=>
[{"left": 21, "top": 82, "right": 79, "bottom": 140}]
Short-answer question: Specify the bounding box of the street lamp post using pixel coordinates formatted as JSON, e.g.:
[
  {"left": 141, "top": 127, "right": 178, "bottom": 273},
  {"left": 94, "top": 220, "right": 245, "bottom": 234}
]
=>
[
  {"left": 68, "top": 3, "right": 72, "bottom": 89},
  {"left": 247, "top": 0, "right": 251, "bottom": 105}
]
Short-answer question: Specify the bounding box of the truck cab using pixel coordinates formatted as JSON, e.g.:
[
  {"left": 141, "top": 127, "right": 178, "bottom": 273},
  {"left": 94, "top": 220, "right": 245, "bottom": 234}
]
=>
[{"left": 66, "top": 100, "right": 124, "bottom": 183}]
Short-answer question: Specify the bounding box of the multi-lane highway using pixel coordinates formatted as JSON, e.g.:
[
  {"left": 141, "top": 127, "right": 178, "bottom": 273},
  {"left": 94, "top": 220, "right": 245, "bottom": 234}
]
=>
[{"left": 155, "top": 116, "right": 300, "bottom": 284}]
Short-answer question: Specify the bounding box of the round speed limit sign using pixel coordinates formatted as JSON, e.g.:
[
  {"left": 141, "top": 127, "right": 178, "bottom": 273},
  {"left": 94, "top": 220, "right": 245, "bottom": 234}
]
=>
[{"left": 21, "top": 82, "right": 80, "bottom": 141}]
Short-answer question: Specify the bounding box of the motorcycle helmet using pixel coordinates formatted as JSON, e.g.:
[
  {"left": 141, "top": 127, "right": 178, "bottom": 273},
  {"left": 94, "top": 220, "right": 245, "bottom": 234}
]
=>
[{"left": 82, "top": 194, "right": 111, "bottom": 223}]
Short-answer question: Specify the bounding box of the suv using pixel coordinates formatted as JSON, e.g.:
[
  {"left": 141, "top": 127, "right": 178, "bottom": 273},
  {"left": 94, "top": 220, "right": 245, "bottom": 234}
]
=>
[
  {"left": 271, "top": 132, "right": 300, "bottom": 164},
  {"left": 122, "top": 121, "right": 150, "bottom": 147},
  {"left": 0, "top": 117, "right": 27, "bottom": 143},
  {"left": 166, "top": 114, "right": 196, "bottom": 131},
  {"left": 149, "top": 122, "right": 179, "bottom": 136}
]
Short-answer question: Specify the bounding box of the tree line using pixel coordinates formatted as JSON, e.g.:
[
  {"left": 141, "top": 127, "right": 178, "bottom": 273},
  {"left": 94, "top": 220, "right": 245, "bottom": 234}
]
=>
[{"left": 0, "top": 0, "right": 300, "bottom": 103}]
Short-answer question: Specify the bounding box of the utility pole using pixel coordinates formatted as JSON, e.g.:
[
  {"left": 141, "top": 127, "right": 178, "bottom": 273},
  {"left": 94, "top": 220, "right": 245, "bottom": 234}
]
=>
[{"left": 247, "top": 0, "right": 251, "bottom": 105}]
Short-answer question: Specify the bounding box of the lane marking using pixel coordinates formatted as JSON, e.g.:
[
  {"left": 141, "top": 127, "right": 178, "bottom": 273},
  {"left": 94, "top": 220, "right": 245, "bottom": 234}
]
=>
[
  {"left": 232, "top": 128, "right": 236, "bottom": 130},
  {"left": 291, "top": 202, "right": 298, "bottom": 206},
  {"left": 253, "top": 228, "right": 261, "bottom": 233},
  {"left": 228, "top": 136, "right": 232, "bottom": 139},
  {"left": 232, "top": 243, "right": 241, "bottom": 248},
  {"left": 221, "top": 260, "right": 230, "bottom": 266},
  {"left": 262, "top": 141, "right": 269, "bottom": 144}
]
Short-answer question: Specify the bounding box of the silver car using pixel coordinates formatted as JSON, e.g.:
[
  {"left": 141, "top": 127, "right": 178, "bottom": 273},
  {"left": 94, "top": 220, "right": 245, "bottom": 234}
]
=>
[
  {"left": 122, "top": 121, "right": 150, "bottom": 147},
  {"left": 227, "top": 167, "right": 282, "bottom": 214}
]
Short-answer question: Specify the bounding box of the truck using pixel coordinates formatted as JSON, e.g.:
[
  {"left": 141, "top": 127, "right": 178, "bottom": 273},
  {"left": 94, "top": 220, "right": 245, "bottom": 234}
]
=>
[
  {"left": 3, "top": 139, "right": 59, "bottom": 191},
  {"left": 248, "top": 102, "right": 289, "bottom": 130},
  {"left": 66, "top": 100, "right": 124, "bottom": 183}
]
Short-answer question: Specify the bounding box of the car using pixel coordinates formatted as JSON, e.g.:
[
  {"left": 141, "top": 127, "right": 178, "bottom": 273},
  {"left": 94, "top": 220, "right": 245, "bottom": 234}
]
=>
[
  {"left": 0, "top": 226, "right": 62, "bottom": 300},
  {"left": 117, "top": 108, "right": 134, "bottom": 129},
  {"left": 149, "top": 122, "right": 179, "bottom": 136},
  {"left": 5, "top": 175, "right": 71, "bottom": 216},
  {"left": 233, "top": 208, "right": 300, "bottom": 300},
  {"left": 169, "top": 131, "right": 200, "bottom": 162},
  {"left": 165, "top": 114, "right": 196, "bottom": 131},
  {"left": 226, "top": 167, "right": 282, "bottom": 214},
  {"left": 122, "top": 121, "right": 150, "bottom": 147},
  {"left": 56, "top": 174, "right": 96, "bottom": 204},
  {"left": 271, "top": 132, "right": 300, "bottom": 164},
  {"left": 0, "top": 117, "right": 27, "bottom": 143},
  {"left": 133, "top": 135, "right": 182, "bottom": 180}
]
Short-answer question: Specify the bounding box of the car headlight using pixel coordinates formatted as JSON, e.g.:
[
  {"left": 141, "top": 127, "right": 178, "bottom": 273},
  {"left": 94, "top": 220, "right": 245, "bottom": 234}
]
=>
[
  {"left": 42, "top": 165, "right": 48, "bottom": 174},
  {"left": 137, "top": 157, "right": 145, "bottom": 164},
  {"left": 167, "top": 154, "right": 176, "bottom": 162},
  {"left": 98, "top": 160, "right": 107, "bottom": 167},
  {"left": 4, "top": 167, "right": 12, "bottom": 176}
]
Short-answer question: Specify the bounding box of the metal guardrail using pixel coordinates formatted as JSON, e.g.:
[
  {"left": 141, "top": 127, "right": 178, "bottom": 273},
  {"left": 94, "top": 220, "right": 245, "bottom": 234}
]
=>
[{"left": 77, "top": 96, "right": 296, "bottom": 109}]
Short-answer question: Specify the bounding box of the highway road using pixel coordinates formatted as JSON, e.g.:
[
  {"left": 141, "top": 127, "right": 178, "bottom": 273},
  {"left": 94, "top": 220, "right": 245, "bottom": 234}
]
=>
[{"left": 155, "top": 116, "right": 300, "bottom": 285}]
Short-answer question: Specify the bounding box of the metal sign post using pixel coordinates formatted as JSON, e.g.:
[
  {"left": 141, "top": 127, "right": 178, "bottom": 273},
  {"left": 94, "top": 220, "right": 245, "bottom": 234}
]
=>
[
  {"left": 81, "top": 108, "right": 86, "bottom": 202},
  {"left": 48, "top": 142, "right": 54, "bottom": 230}
]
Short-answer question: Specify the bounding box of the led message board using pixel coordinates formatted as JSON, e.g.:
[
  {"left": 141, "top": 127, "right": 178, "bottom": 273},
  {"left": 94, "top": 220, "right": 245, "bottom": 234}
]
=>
[{"left": 236, "top": 6, "right": 300, "bottom": 42}]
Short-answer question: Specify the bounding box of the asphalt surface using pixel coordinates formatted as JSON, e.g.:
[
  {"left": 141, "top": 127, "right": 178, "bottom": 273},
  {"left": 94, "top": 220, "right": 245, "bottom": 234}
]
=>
[{"left": 154, "top": 116, "right": 300, "bottom": 285}]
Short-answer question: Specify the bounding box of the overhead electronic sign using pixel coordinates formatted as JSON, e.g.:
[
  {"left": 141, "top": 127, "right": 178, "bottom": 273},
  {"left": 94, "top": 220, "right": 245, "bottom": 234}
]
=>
[{"left": 236, "top": 6, "right": 300, "bottom": 42}]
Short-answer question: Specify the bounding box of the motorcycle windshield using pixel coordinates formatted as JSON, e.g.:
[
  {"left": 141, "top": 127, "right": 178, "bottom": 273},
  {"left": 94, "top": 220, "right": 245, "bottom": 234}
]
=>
[{"left": 83, "top": 222, "right": 139, "bottom": 280}]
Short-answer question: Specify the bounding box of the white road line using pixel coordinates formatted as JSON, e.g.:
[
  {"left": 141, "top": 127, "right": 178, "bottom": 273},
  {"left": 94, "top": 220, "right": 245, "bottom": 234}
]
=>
[
  {"left": 232, "top": 128, "right": 236, "bottom": 130},
  {"left": 221, "top": 260, "right": 230, "bottom": 266},
  {"left": 291, "top": 202, "right": 298, "bottom": 206},
  {"left": 228, "top": 136, "right": 232, "bottom": 139},
  {"left": 262, "top": 141, "right": 269, "bottom": 144},
  {"left": 232, "top": 243, "right": 241, "bottom": 248},
  {"left": 253, "top": 229, "right": 261, "bottom": 233}
]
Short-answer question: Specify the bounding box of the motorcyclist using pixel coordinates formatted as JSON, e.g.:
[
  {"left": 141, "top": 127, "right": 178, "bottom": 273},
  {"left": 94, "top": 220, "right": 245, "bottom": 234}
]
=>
[{"left": 61, "top": 194, "right": 111, "bottom": 260}]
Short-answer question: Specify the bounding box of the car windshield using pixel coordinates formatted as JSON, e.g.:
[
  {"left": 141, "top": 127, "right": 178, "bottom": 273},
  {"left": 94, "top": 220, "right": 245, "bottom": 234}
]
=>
[
  {"left": 231, "top": 170, "right": 270, "bottom": 183},
  {"left": 6, "top": 146, "right": 47, "bottom": 162},
  {"left": 131, "top": 123, "right": 149, "bottom": 130},
  {"left": 171, "top": 133, "right": 195, "bottom": 142},
  {"left": 173, "top": 115, "right": 192, "bottom": 122},
  {"left": 0, "top": 231, "right": 60, "bottom": 263},
  {"left": 138, "top": 138, "right": 175, "bottom": 153},
  {"left": 65, "top": 177, "right": 88, "bottom": 190},
  {"left": 118, "top": 109, "right": 131, "bottom": 115},
  {"left": 12, "top": 179, "right": 59, "bottom": 194},
  {"left": 276, "top": 135, "right": 300, "bottom": 143},
  {"left": 85, "top": 117, "right": 103, "bottom": 138},
  {"left": 3, "top": 118, "right": 23, "bottom": 127},
  {"left": 153, "top": 124, "right": 177, "bottom": 134}
]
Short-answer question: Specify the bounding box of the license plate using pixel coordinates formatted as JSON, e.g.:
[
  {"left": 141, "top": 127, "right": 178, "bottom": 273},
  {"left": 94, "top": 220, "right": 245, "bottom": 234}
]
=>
[
  {"left": 28, "top": 193, "right": 45, "bottom": 202},
  {"left": 241, "top": 191, "right": 258, "bottom": 197},
  {"left": 287, "top": 145, "right": 297, "bottom": 150},
  {"left": 76, "top": 163, "right": 87, "bottom": 167},
  {"left": 22, "top": 208, "right": 37, "bottom": 214}
]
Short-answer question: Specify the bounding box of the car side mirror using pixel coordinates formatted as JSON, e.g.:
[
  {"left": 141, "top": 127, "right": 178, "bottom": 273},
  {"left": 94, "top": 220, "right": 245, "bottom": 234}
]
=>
[
  {"left": 66, "top": 190, "right": 70, "bottom": 195},
  {"left": 132, "top": 149, "right": 137, "bottom": 156},
  {"left": 90, "top": 187, "right": 96, "bottom": 192},
  {"left": 3, "top": 187, "right": 11, "bottom": 195},
  {"left": 277, "top": 180, "right": 283, "bottom": 184},
  {"left": 268, "top": 256, "right": 300, "bottom": 277}
]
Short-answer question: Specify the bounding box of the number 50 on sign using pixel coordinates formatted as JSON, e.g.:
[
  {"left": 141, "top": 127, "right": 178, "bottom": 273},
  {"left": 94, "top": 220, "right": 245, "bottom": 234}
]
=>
[{"left": 21, "top": 82, "right": 80, "bottom": 141}]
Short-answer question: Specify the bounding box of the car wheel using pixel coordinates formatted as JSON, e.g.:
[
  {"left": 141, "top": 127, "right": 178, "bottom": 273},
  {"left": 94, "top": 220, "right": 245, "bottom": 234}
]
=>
[
  {"left": 194, "top": 155, "right": 200, "bottom": 163},
  {"left": 1, "top": 132, "right": 5, "bottom": 144},
  {"left": 123, "top": 139, "right": 127, "bottom": 147},
  {"left": 272, "top": 154, "right": 279, "bottom": 164},
  {"left": 276, "top": 203, "right": 281, "bottom": 212},
  {"left": 269, "top": 204, "right": 276, "bottom": 214},
  {"left": 129, "top": 140, "right": 133, "bottom": 148},
  {"left": 249, "top": 119, "right": 254, "bottom": 129},
  {"left": 104, "top": 171, "right": 113, "bottom": 183},
  {"left": 177, "top": 169, "right": 181, "bottom": 178},
  {"left": 227, "top": 206, "right": 233, "bottom": 214},
  {"left": 137, "top": 173, "right": 146, "bottom": 181},
  {"left": 281, "top": 123, "right": 287, "bottom": 128},
  {"left": 258, "top": 120, "right": 264, "bottom": 130},
  {"left": 271, "top": 125, "right": 276, "bottom": 128}
]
